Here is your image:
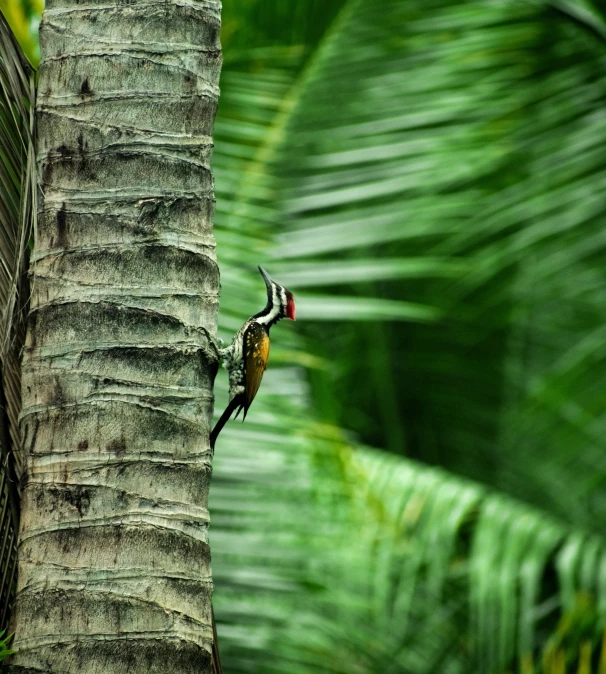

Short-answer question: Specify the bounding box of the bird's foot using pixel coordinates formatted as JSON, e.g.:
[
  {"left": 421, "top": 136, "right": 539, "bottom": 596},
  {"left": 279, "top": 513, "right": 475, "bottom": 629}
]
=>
[{"left": 210, "top": 335, "right": 226, "bottom": 359}]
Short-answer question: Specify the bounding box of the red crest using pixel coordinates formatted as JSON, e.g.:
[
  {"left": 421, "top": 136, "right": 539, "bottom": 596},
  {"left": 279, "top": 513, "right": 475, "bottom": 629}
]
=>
[{"left": 286, "top": 294, "right": 296, "bottom": 320}]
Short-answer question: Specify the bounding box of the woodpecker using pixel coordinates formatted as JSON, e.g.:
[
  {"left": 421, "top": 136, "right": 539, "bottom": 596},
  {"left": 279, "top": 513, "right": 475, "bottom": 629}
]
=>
[{"left": 210, "top": 266, "right": 296, "bottom": 451}]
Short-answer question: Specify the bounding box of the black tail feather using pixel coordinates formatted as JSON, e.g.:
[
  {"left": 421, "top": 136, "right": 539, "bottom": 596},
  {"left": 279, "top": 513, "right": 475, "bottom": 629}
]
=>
[{"left": 210, "top": 396, "right": 243, "bottom": 452}]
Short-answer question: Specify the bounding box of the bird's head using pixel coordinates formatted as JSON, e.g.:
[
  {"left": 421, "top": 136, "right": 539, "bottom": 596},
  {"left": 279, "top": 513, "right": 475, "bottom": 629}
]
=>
[{"left": 257, "top": 266, "right": 296, "bottom": 324}]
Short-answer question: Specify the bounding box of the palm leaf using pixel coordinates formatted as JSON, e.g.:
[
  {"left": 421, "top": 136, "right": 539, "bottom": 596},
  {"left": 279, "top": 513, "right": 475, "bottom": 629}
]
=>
[
  {"left": 209, "top": 3, "right": 606, "bottom": 672},
  {"left": 0, "top": 4, "right": 37, "bottom": 631},
  {"left": 257, "top": 0, "right": 606, "bottom": 532},
  {"left": 0, "top": 6, "right": 36, "bottom": 493}
]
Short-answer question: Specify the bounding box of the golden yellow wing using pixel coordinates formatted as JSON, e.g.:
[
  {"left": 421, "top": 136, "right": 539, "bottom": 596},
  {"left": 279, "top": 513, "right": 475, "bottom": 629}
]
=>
[{"left": 244, "top": 322, "right": 270, "bottom": 412}]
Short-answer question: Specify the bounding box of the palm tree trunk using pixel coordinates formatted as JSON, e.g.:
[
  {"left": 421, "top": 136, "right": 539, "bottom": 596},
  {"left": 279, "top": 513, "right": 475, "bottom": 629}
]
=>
[{"left": 9, "top": 1, "right": 222, "bottom": 672}]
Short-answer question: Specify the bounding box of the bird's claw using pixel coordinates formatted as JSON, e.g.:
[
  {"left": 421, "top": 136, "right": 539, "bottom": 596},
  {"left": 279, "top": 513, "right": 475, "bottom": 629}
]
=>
[{"left": 210, "top": 335, "right": 225, "bottom": 358}]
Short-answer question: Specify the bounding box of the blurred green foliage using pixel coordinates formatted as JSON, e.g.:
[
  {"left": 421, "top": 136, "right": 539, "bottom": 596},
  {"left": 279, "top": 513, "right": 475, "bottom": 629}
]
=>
[
  {"left": 4, "top": 0, "right": 606, "bottom": 672},
  {"left": 0, "top": 0, "right": 41, "bottom": 65},
  {"left": 273, "top": 0, "right": 606, "bottom": 530}
]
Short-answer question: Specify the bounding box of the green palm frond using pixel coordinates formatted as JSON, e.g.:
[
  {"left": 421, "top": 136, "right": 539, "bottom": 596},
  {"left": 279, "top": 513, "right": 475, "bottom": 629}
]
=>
[
  {"left": 550, "top": 0, "right": 606, "bottom": 38},
  {"left": 212, "top": 378, "right": 606, "bottom": 674},
  {"left": 256, "top": 0, "right": 606, "bottom": 530},
  {"left": 0, "top": 7, "right": 36, "bottom": 485},
  {"left": 209, "top": 3, "right": 606, "bottom": 672}
]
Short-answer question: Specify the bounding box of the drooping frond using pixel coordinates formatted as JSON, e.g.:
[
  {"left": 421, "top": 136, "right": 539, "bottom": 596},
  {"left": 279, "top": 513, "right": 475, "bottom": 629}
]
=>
[
  {"left": 0, "top": 6, "right": 37, "bottom": 627},
  {"left": 0, "top": 8, "right": 36, "bottom": 489}
]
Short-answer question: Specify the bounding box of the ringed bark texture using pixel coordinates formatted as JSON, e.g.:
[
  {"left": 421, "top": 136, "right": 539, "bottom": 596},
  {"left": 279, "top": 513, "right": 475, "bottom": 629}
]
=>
[{"left": 10, "top": 2, "right": 222, "bottom": 673}]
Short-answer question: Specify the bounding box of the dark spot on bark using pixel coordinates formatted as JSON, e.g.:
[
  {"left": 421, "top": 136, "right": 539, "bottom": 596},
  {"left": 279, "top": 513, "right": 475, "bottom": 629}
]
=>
[
  {"left": 184, "top": 73, "right": 197, "bottom": 91},
  {"left": 34, "top": 486, "right": 45, "bottom": 509},
  {"left": 56, "top": 144, "right": 70, "bottom": 157},
  {"left": 57, "top": 530, "right": 74, "bottom": 554},
  {"left": 77, "top": 440, "right": 89, "bottom": 451},
  {"left": 53, "top": 378, "right": 65, "bottom": 405},
  {"left": 79, "top": 77, "right": 92, "bottom": 97},
  {"left": 64, "top": 486, "right": 90, "bottom": 517},
  {"left": 107, "top": 437, "right": 127, "bottom": 455},
  {"left": 56, "top": 203, "right": 68, "bottom": 248},
  {"left": 77, "top": 133, "right": 84, "bottom": 153}
]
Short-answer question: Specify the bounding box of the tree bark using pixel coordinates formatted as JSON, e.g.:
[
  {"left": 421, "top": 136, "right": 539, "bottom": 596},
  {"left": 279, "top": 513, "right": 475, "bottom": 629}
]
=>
[{"left": 9, "top": 1, "right": 222, "bottom": 672}]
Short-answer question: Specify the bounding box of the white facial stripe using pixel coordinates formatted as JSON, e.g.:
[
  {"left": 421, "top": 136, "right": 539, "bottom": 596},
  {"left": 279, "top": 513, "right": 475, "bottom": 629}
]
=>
[{"left": 257, "top": 283, "right": 281, "bottom": 325}]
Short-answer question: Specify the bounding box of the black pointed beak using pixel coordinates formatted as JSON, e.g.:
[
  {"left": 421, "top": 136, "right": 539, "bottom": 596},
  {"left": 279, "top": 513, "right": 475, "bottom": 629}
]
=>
[{"left": 258, "top": 266, "right": 273, "bottom": 291}]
